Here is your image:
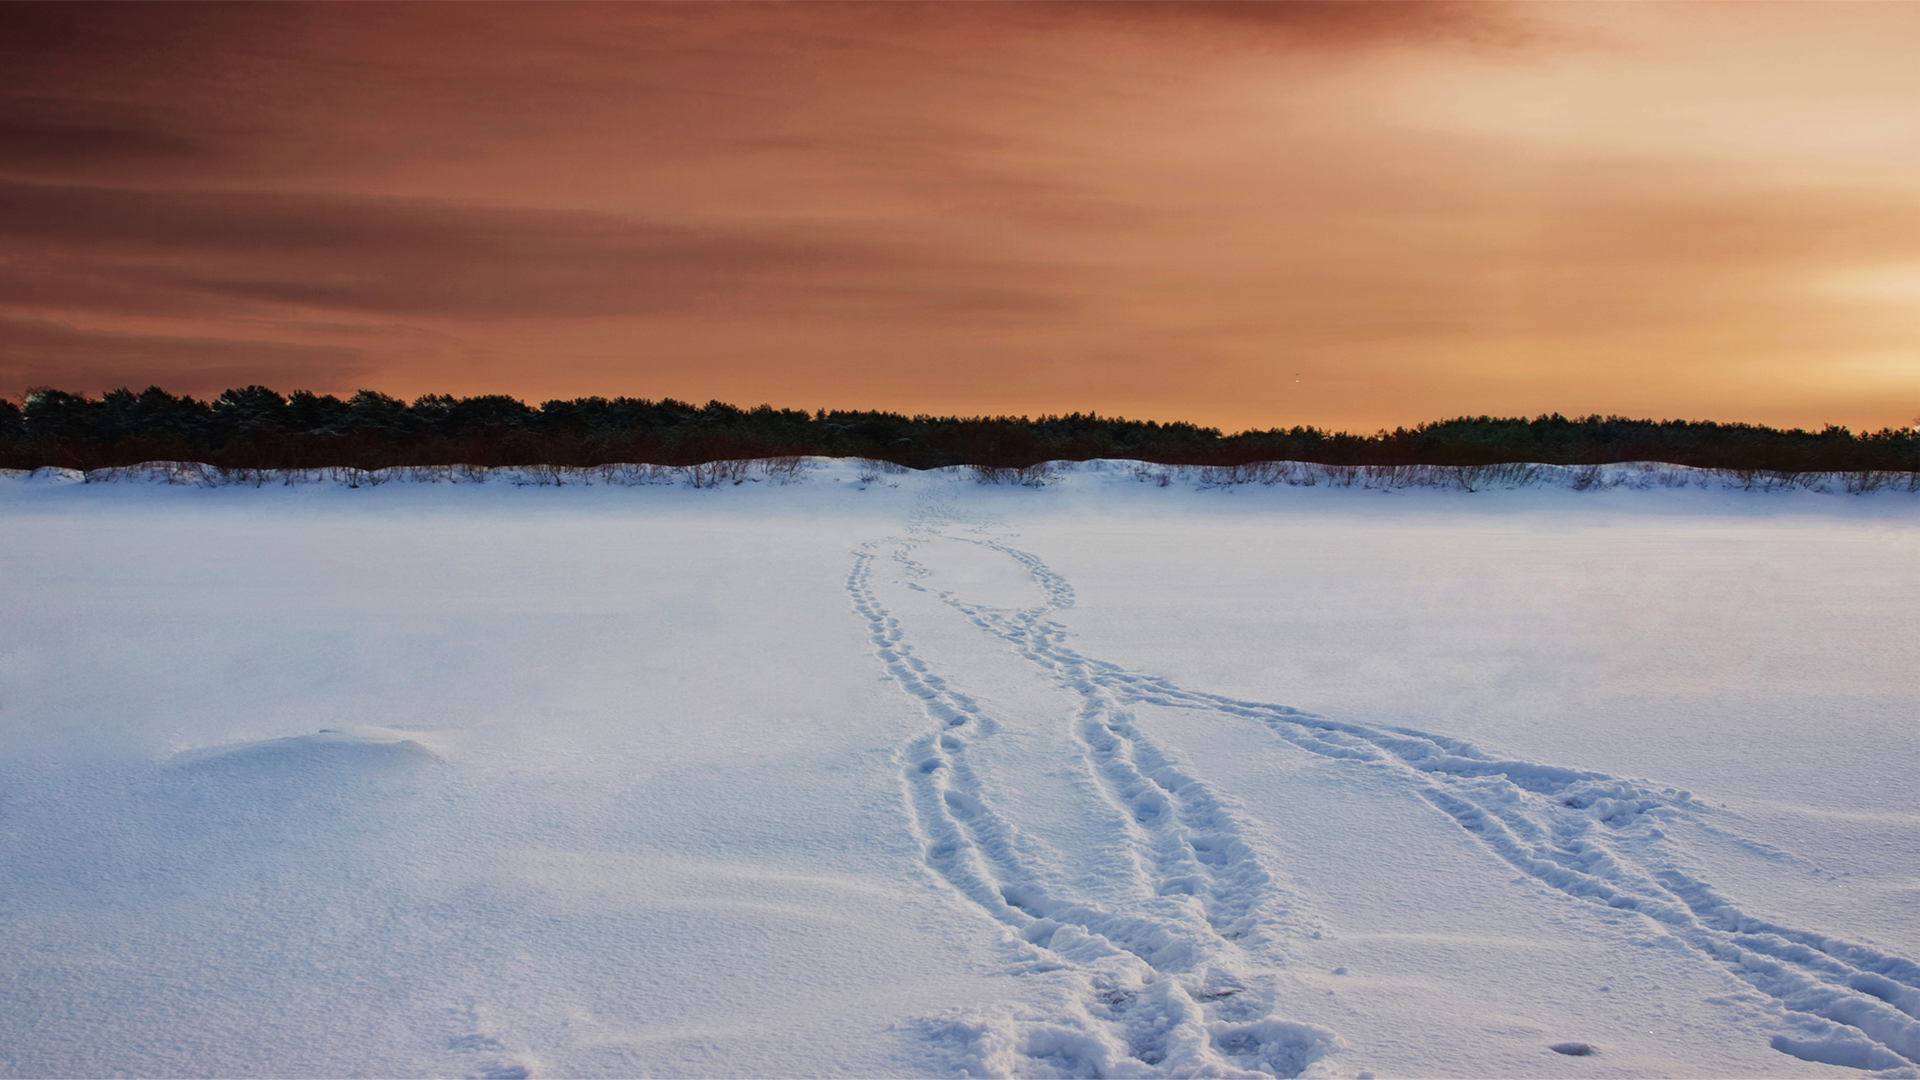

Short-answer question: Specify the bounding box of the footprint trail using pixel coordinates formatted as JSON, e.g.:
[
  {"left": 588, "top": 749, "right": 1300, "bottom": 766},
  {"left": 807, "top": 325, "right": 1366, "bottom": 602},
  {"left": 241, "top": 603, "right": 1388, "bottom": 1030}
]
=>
[
  {"left": 850, "top": 509, "right": 1336, "bottom": 1077},
  {"left": 850, "top": 493, "right": 1920, "bottom": 1078}
]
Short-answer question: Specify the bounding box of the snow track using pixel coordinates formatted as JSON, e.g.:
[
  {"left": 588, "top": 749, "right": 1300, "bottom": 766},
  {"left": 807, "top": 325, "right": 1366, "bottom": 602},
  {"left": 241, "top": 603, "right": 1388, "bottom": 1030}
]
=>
[
  {"left": 849, "top": 513, "right": 1337, "bottom": 1077},
  {"left": 850, "top": 495, "right": 1920, "bottom": 1078}
]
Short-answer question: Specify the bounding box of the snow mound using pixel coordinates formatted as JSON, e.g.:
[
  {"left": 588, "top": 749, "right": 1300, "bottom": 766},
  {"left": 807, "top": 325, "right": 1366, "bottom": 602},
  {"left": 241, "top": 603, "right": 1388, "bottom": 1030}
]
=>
[{"left": 168, "top": 728, "right": 445, "bottom": 778}]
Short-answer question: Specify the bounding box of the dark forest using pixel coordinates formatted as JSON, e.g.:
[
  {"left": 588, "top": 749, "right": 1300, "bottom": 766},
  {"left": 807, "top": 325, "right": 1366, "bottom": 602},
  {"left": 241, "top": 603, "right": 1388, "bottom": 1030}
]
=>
[{"left": 5, "top": 386, "right": 1916, "bottom": 476}]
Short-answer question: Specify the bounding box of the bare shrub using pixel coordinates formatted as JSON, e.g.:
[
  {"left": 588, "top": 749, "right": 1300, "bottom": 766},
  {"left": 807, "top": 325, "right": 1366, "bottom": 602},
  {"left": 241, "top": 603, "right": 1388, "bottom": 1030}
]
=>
[
  {"left": 1452, "top": 462, "right": 1543, "bottom": 492},
  {"left": 532, "top": 463, "right": 568, "bottom": 486},
  {"left": 1318, "top": 464, "right": 1361, "bottom": 487},
  {"left": 212, "top": 464, "right": 272, "bottom": 487},
  {"left": 597, "top": 462, "right": 673, "bottom": 485},
  {"left": 1717, "top": 467, "right": 1824, "bottom": 492},
  {"left": 761, "top": 455, "right": 808, "bottom": 483},
  {"left": 1195, "top": 465, "right": 1235, "bottom": 487},
  {"left": 1840, "top": 470, "right": 1920, "bottom": 494},
  {"left": 1185, "top": 460, "right": 1550, "bottom": 492},
  {"left": 91, "top": 461, "right": 220, "bottom": 486},
  {"left": 970, "top": 462, "right": 1054, "bottom": 486},
  {"left": 1846, "top": 471, "right": 1887, "bottom": 494},
  {"left": 1130, "top": 462, "right": 1174, "bottom": 487},
  {"left": 389, "top": 465, "right": 455, "bottom": 484},
  {"left": 1196, "top": 461, "right": 1302, "bottom": 487},
  {"left": 1360, "top": 464, "right": 1422, "bottom": 488},
  {"left": 687, "top": 459, "right": 750, "bottom": 488}
]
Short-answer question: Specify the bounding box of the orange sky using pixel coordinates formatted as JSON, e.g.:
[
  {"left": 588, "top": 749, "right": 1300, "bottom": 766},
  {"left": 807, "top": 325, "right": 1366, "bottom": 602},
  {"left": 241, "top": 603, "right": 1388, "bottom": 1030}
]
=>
[{"left": 4, "top": 2, "right": 1919, "bottom": 432}]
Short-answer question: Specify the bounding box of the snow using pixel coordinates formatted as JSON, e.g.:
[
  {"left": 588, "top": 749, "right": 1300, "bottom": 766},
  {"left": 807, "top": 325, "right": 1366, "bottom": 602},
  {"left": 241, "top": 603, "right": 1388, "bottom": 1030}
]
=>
[{"left": 1, "top": 460, "right": 1916, "bottom": 1078}]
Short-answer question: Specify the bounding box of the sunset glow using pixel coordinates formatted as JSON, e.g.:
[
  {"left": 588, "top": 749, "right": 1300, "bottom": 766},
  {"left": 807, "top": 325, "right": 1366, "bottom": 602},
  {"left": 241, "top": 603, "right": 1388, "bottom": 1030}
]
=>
[{"left": 5, "top": 2, "right": 1919, "bottom": 431}]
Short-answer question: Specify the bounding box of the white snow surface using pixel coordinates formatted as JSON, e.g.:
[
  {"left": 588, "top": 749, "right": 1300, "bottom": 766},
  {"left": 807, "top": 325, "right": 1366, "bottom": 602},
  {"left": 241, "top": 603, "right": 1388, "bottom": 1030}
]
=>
[{"left": 2, "top": 459, "right": 1917, "bottom": 1078}]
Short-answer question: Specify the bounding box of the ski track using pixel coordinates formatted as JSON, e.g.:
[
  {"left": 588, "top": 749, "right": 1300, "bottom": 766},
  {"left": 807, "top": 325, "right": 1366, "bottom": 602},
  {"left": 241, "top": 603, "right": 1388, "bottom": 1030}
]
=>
[{"left": 848, "top": 491, "right": 1920, "bottom": 1079}]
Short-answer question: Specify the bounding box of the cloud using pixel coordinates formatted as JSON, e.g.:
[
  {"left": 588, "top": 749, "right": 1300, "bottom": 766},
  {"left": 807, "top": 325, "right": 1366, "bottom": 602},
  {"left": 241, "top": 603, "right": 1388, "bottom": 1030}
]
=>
[
  {"left": 0, "top": 317, "right": 370, "bottom": 399},
  {"left": 0, "top": 4, "right": 1911, "bottom": 430},
  {"left": 0, "top": 101, "right": 211, "bottom": 175},
  {"left": 0, "top": 179, "right": 1072, "bottom": 323},
  {"left": 0, "top": 3, "right": 1542, "bottom": 175},
  {"left": 965, "top": 1, "right": 1539, "bottom": 49}
]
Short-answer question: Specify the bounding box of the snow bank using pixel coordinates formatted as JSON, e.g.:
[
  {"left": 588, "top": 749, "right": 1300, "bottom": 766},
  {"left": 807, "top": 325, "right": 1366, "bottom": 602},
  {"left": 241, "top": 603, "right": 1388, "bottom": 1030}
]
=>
[
  {"left": 13, "top": 454, "right": 1920, "bottom": 495},
  {"left": 2, "top": 461, "right": 1915, "bottom": 1077}
]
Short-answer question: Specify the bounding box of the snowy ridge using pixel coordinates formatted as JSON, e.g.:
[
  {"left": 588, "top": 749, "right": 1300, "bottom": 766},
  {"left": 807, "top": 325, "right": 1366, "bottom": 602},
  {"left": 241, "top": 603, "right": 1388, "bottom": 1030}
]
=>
[
  {"left": 9, "top": 455, "right": 1917, "bottom": 495},
  {"left": 1139, "top": 459, "right": 1920, "bottom": 495},
  {"left": 851, "top": 494, "right": 1920, "bottom": 1078}
]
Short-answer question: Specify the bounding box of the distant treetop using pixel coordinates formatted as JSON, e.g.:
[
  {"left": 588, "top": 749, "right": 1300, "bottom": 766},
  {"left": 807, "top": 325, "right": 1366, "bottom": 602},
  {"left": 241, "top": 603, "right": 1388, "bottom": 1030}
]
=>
[{"left": 4, "top": 386, "right": 1914, "bottom": 474}]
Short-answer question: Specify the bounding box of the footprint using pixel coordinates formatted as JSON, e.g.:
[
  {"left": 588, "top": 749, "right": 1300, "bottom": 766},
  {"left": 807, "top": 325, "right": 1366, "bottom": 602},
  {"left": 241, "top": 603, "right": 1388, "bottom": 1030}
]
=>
[
  {"left": 858, "top": 514, "right": 1920, "bottom": 1076},
  {"left": 853, "top": 523, "right": 1336, "bottom": 1077},
  {"left": 446, "top": 1003, "right": 538, "bottom": 1080}
]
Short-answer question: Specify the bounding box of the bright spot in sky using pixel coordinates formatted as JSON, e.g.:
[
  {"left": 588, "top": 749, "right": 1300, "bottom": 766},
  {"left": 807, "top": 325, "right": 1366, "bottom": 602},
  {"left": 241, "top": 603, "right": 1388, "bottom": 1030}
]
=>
[
  {"left": 1818, "top": 263, "right": 1920, "bottom": 304},
  {"left": 1828, "top": 350, "right": 1920, "bottom": 391}
]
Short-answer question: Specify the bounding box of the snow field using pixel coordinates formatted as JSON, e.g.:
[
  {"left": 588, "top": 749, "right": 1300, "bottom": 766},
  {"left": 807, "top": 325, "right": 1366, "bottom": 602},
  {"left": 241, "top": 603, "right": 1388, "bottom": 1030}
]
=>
[{"left": 1, "top": 460, "right": 1916, "bottom": 1077}]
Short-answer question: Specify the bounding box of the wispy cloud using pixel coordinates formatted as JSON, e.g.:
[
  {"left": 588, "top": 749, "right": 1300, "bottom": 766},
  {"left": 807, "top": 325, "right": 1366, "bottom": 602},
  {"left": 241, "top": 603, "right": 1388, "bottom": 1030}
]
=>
[
  {"left": 3, "top": 2, "right": 1915, "bottom": 429},
  {"left": 0, "top": 316, "right": 368, "bottom": 397},
  {"left": 1, "top": 179, "right": 1072, "bottom": 322}
]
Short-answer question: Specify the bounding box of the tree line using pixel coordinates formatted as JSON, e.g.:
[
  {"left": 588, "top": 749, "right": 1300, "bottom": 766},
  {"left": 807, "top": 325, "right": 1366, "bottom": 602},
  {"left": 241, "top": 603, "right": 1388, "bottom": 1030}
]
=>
[{"left": 3, "top": 385, "right": 1915, "bottom": 474}]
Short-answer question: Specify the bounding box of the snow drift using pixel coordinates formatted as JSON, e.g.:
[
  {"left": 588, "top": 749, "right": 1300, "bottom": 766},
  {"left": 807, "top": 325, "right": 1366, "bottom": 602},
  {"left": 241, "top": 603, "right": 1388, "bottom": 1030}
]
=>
[{"left": 2, "top": 460, "right": 1915, "bottom": 1077}]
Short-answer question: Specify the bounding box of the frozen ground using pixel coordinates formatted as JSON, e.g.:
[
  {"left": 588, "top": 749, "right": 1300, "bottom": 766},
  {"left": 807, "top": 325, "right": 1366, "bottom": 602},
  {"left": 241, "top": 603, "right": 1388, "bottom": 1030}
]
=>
[{"left": 1, "top": 460, "right": 1916, "bottom": 1078}]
